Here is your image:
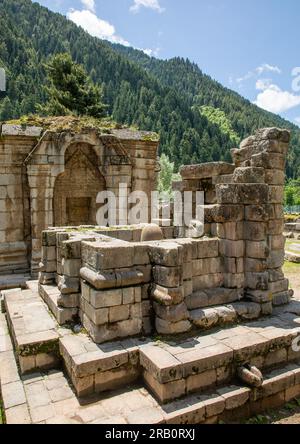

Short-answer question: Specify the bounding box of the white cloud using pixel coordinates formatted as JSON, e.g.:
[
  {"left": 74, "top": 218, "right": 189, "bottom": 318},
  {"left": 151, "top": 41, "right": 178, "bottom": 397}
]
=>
[
  {"left": 237, "top": 63, "right": 281, "bottom": 84},
  {"left": 67, "top": 8, "right": 159, "bottom": 57},
  {"left": 81, "top": 0, "right": 95, "bottom": 12},
  {"left": 67, "top": 9, "right": 130, "bottom": 46},
  {"left": 254, "top": 83, "right": 300, "bottom": 114},
  {"left": 130, "top": 0, "right": 165, "bottom": 14},
  {"left": 256, "top": 64, "right": 281, "bottom": 75},
  {"left": 295, "top": 117, "right": 300, "bottom": 126},
  {"left": 142, "top": 47, "right": 160, "bottom": 57},
  {"left": 256, "top": 78, "right": 273, "bottom": 91}
]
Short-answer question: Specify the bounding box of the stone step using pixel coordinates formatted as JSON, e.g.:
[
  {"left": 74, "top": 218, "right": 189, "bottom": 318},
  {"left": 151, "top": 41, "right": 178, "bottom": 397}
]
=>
[
  {"left": 26, "top": 280, "right": 39, "bottom": 293},
  {"left": 189, "top": 301, "right": 263, "bottom": 330},
  {"left": 3, "top": 288, "right": 60, "bottom": 374},
  {"left": 39, "top": 284, "right": 78, "bottom": 326},
  {"left": 186, "top": 288, "right": 242, "bottom": 310},
  {"left": 58, "top": 300, "right": 300, "bottom": 403},
  {"left": 1, "top": 308, "right": 300, "bottom": 424},
  {"left": 140, "top": 304, "right": 300, "bottom": 403},
  {"left": 1, "top": 315, "right": 300, "bottom": 424},
  {"left": 0, "top": 274, "right": 31, "bottom": 291},
  {"left": 59, "top": 333, "right": 144, "bottom": 398}
]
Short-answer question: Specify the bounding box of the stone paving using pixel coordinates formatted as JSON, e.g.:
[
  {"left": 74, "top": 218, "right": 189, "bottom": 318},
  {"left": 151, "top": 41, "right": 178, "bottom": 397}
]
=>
[{"left": 2, "top": 293, "right": 300, "bottom": 424}]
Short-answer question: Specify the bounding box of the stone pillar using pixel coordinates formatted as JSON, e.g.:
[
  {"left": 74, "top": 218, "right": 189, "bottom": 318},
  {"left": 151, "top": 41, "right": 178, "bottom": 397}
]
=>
[
  {"left": 150, "top": 242, "right": 191, "bottom": 335},
  {"left": 230, "top": 128, "right": 293, "bottom": 309}
]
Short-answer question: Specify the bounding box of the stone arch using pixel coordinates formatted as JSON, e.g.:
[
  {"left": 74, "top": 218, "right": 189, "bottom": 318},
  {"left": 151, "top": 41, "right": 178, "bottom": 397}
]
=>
[{"left": 53, "top": 142, "right": 106, "bottom": 227}]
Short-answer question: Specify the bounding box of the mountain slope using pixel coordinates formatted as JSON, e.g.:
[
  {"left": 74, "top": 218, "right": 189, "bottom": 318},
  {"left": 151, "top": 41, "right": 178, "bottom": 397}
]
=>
[{"left": 0, "top": 0, "right": 299, "bottom": 176}]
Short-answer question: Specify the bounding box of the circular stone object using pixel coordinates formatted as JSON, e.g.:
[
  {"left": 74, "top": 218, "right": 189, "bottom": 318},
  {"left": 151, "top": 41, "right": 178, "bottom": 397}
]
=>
[{"left": 141, "top": 224, "right": 163, "bottom": 242}]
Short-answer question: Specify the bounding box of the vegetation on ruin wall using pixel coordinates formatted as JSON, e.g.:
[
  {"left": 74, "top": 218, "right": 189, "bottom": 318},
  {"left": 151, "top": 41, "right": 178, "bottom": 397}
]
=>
[{"left": 1, "top": 0, "right": 300, "bottom": 176}]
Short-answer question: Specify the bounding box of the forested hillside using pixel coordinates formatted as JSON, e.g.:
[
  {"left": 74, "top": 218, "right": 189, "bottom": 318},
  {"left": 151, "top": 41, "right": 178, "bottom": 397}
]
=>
[{"left": 1, "top": 0, "right": 300, "bottom": 176}]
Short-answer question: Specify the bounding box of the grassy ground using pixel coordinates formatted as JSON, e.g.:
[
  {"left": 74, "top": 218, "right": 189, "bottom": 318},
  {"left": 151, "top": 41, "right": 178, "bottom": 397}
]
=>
[
  {"left": 242, "top": 399, "right": 300, "bottom": 424},
  {"left": 0, "top": 399, "right": 5, "bottom": 425}
]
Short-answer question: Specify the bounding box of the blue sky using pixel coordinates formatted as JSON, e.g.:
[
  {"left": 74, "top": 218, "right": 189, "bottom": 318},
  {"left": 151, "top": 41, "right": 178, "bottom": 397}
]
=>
[{"left": 35, "top": 0, "right": 300, "bottom": 126}]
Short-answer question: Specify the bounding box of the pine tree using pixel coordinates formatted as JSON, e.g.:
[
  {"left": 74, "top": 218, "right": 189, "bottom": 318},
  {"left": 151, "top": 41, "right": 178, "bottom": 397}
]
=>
[{"left": 39, "top": 53, "right": 107, "bottom": 118}]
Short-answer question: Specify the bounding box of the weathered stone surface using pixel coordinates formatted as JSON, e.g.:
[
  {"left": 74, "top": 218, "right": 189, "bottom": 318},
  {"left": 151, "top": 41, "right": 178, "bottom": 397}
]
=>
[
  {"left": 216, "top": 184, "right": 268, "bottom": 205},
  {"left": 233, "top": 167, "right": 265, "bottom": 184},
  {"left": 153, "top": 302, "right": 189, "bottom": 323},
  {"left": 155, "top": 318, "right": 192, "bottom": 335},
  {"left": 220, "top": 240, "right": 245, "bottom": 258},
  {"left": 246, "top": 241, "right": 269, "bottom": 259},
  {"left": 149, "top": 243, "right": 183, "bottom": 267},
  {"left": 151, "top": 284, "right": 185, "bottom": 306},
  {"left": 180, "top": 162, "right": 234, "bottom": 180},
  {"left": 245, "top": 205, "right": 268, "bottom": 222},
  {"left": 205, "top": 205, "right": 244, "bottom": 224},
  {"left": 153, "top": 266, "right": 183, "bottom": 287}
]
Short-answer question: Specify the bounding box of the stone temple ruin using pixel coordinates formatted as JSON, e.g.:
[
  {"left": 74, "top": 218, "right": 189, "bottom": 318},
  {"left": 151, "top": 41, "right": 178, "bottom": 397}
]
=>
[{"left": 1, "top": 124, "right": 300, "bottom": 425}]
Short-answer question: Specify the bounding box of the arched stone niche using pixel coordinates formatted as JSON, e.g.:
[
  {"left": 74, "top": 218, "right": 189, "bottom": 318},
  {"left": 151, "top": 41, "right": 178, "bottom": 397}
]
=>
[
  {"left": 53, "top": 143, "right": 106, "bottom": 227},
  {"left": 26, "top": 130, "right": 133, "bottom": 274}
]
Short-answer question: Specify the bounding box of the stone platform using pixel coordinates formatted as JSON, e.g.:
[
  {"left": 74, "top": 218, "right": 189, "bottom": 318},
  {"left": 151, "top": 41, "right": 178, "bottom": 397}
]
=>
[{"left": 1, "top": 282, "right": 300, "bottom": 424}]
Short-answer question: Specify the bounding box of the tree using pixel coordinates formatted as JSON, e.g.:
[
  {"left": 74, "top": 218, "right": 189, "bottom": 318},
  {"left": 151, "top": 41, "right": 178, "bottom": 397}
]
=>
[
  {"left": 285, "top": 187, "right": 295, "bottom": 207},
  {"left": 0, "top": 97, "right": 14, "bottom": 120},
  {"left": 158, "top": 154, "right": 181, "bottom": 197},
  {"left": 39, "top": 53, "right": 107, "bottom": 118}
]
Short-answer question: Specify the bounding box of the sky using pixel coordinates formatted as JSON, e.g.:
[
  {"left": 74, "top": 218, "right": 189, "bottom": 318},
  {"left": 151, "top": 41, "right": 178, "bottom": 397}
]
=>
[{"left": 35, "top": 0, "right": 300, "bottom": 126}]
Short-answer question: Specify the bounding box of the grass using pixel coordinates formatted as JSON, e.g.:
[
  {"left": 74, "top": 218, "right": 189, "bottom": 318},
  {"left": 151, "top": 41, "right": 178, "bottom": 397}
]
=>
[
  {"left": 283, "top": 260, "right": 300, "bottom": 275},
  {"left": 0, "top": 398, "right": 5, "bottom": 425},
  {"left": 285, "top": 239, "right": 300, "bottom": 255},
  {"left": 242, "top": 398, "right": 300, "bottom": 424},
  {"left": 4, "top": 114, "right": 159, "bottom": 141},
  {"left": 284, "top": 214, "right": 300, "bottom": 223}
]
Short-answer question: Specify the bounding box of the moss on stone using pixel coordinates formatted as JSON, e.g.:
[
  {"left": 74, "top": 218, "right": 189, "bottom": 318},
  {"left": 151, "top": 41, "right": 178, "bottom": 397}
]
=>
[
  {"left": 18, "top": 339, "right": 59, "bottom": 357},
  {"left": 5, "top": 114, "right": 123, "bottom": 134}
]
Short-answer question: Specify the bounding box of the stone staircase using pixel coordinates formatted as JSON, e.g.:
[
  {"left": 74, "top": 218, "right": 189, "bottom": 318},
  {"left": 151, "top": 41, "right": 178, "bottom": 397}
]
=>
[
  {"left": 186, "top": 287, "right": 267, "bottom": 331},
  {"left": 1, "top": 282, "right": 300, "bottom": 424}
]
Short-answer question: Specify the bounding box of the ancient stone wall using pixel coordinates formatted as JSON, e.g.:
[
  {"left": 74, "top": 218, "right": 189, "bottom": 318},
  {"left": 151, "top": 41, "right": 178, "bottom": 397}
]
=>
[
  {"left": 0, "top": 124, "right": 159, "bottom": 286},
  {"left": 36, "top": 127, "right": 293, "bottom": 344}
]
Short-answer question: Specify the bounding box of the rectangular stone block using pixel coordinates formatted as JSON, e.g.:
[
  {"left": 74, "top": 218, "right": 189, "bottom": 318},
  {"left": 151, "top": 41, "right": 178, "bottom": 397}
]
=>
[
  {"left": 245, "top": 272, "right": 269, "bottom": 290},
  {"left": 245, "top": 205, "right": 268, "bottom": 222},
  {"left": 216, "top": 184, "right": 268, "bottom": 205},
  {"left": 193, "top": 274, "right": 224, "bottom": 291},
  {"left": 197, "top": 239, "right": 219, "bottom": 258},
  {"left": 153, "top": 302, "right": 189, "bottom": 323},
  {"left": 264, "top": 169, "right": 285, "bottom": 185},
  {"left": 220, "top": 240, "right": 245, "bottom": 258},
  {"left": 192, "top": 258, "right": 223, "bottom": 276},
  {"left": 217, "top": 222, "right": 244, "bottom": 240},
  {"left": 251, "top": 152, "right": 285, "bottom": 170},
  {"left": 155, "top": 317, "right": 191, "bottom": 335},
  {"left": 109, "top": 305, "right": 130, "bottom": 323},
  {"left": 143, "top": 370, "right": 186, "bottom": 404},
  {"left": 223, "top": 273, "right": 245, "bottom": 289},
  {"left": 140, "top": 345, "right": 183, "bottom": 384},
  {"left": 209, "top": 204, "right": 244, "bottom": 223},
  {"left": 62, "top": 259, "right": 81, "bottom": 277},
  {"left": 245, "top": 258, "right": 267, "bottom": 273},
  {"left": 82, "top": 299, "right": 109, "bottom": 325},
  {"left": 267, "top": 251, "right": 285, "bottom": 269},
  {"left": 89, "top": 288, "right": 122, "bottom": 309},
  {"left": 269, "top": 279, "right": 289, "bottom": 294},
  {"left": 149, "top": 243, "right": 183, "bottom": 267},
  {"left": 95, "top": 367, "right": 139, "bottom": 394},
  {"left": 244, "top": 222, "right": 267, "bottom": 241},
  {"left": 153, "top": 266, "right": 183, "bottom": 287},
  {"left": 268, "top": 186, "right": 284, "bottom": 204},
  {"left": 186, "top": 369, "right": 217, "bottom": 394},
  {"left": 82, "top": 241, "right": 134, "bottom": 270},
  {"left": 268, "top": 219, "right": 284, "bottom": 235},
  {"left": 246, "top": 241, "right": 269, "bottom": 259}
]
